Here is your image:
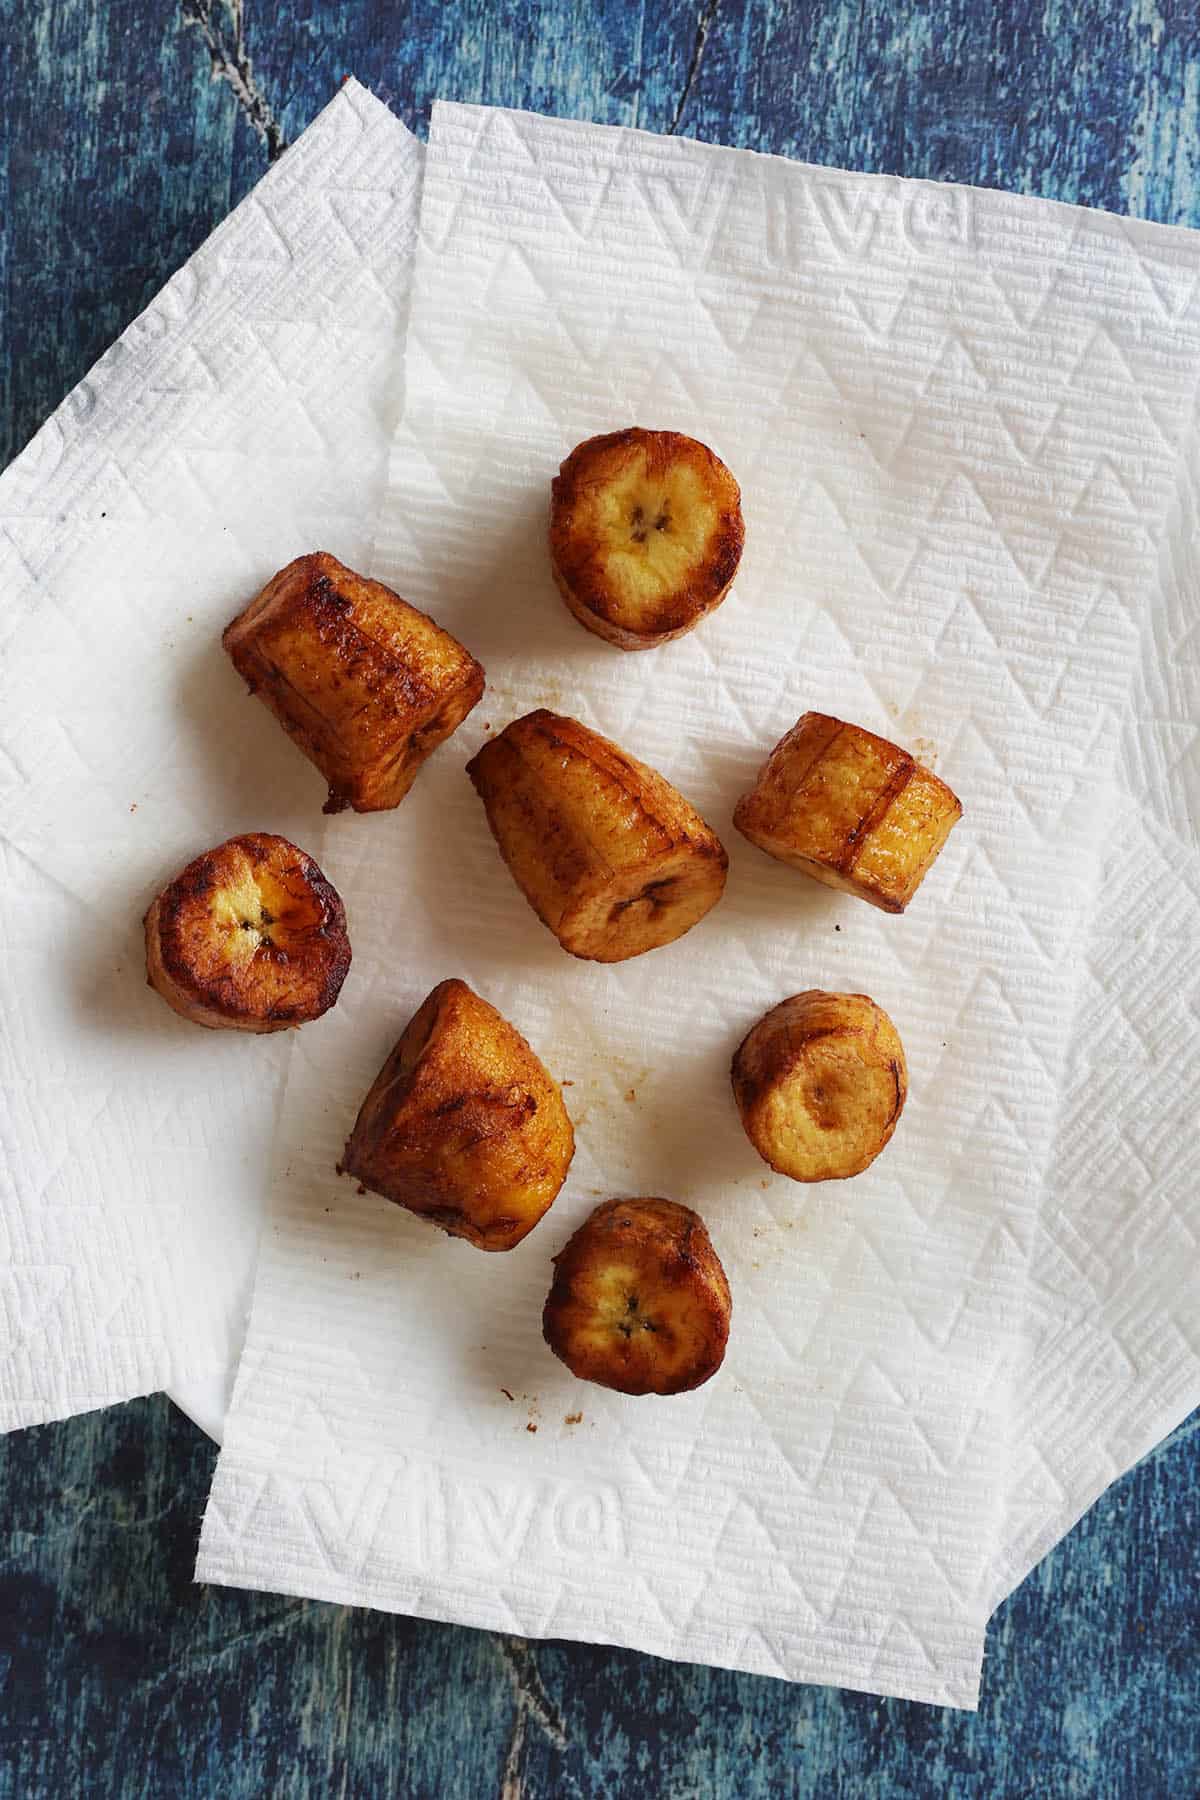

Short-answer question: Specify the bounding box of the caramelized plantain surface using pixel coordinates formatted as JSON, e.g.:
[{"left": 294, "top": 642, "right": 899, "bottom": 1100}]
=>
[
  {"left": 342, "top": 978, "right": 574, "bottom": 1251},
  {"left": 223, "top": 551, "right": 484, "bottom": 813},
  {"left": 467, "top": 709, "right": 727, "bottom": 961}
]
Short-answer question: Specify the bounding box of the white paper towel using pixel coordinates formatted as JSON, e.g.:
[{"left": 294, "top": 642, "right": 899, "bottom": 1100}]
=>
[
  {"left": 990, "top": 383, "right": 1200, "bottom": 1603},
  {"left": 0, "top": 82, "right": 421, "bottom": 1429},
  {"left": 195, "top": 104, "right": 1200, "bottom": 1706}
]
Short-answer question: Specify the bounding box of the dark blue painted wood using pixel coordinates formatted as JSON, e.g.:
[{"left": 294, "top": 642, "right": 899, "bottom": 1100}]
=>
[
  {"left": 0, "top": 1399, "right": 1196, "bottom": 1795},
  {"left": 1, "top": 4, "right": 1198, "bottom": 1794}
]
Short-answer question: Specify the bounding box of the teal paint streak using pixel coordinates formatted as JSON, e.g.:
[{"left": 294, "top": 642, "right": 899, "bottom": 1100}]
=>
[{"left": 1, "top": 2, "right": 1199, "bottom": 1793}]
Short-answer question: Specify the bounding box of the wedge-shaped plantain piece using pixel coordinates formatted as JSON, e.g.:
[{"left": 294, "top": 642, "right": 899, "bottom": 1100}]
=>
[
  {"left": 734, "top": 712, "right": 962, "bottom": 913},
  {"left": 223, "top": 551, "right": 485, "bottom": 813},
  {"left": 341, "top": 978, "right": 574, "bottom": 1252},
  {"left": 144, "top": 832, "right": 351, "bottom": 1033},
  {"left": 550, "top": 428, "right": 744, "bottom": 651},
  {"left": 467, "top": 709, "right": 728, "bottom": 962},
  {"left": 732, "top": 990, "right": 907, "bottom": 1182},
  {"left": 543, "top": 1198, "right": 731, "bottom": 1395}
]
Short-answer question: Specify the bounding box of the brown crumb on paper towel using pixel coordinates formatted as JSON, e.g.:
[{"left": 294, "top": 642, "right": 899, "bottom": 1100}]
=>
[
  {"left": 501, "top": 1388, "right": 514, "bottom": 1401},
  {"left": 526, "top": 1422, "right": 538, "bottom": 1433},
  {"left": 564, "top": 1412, "right": 583, "bottom": 1426}
]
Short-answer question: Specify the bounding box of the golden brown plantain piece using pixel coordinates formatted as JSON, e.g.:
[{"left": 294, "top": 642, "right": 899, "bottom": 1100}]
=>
[
  {"left": 550, "top": 428, "right": 744, "bottom": 650},
  {"left": 341, "top": 978, "right": 574, "bottom": 1252},
  {"left": 467, "top": 709, "right": 728, "bottom": 962},
  {"left": 144, "top": 832, "right": 351, "bottom": 1033},
  {"left": 731, "top": 990, "right": 907, "bottom": 1182},
  {"left": 223, "top": 551, "right": 485, "bottom": 813},
  {"left": 734, "top": 712, "right": 962, "bottom": 913},
  {"left": 543, "top": 1198, "right": 731, "bottom": 1395}
]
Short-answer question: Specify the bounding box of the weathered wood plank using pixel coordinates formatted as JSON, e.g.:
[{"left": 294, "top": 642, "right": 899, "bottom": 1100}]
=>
[{"left": 0, "top": 1398, "right": 1196, "bottom": 1794}]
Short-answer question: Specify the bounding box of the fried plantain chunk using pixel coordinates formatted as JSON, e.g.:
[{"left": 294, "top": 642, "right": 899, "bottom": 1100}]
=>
[
  {"left": 467, "top": 709, "right": 727, "bottom": 961},
  {"left": 731, "top": 990, "right": 907, "bottom": 1182},
  {"left": 543, "top": 1198, "right": 731, "bottom": 1395},
  {"left": 734, "top": 712, "right": 962, "bottom": 912},
  {"left": 144, "top": 832, "right": 351, "bottom": 1032},
  {"left": 223, "top": 551, "right": 485, "bottom": 813},
  {"left": 550, "top": 428, "right": 744, "bottom": 651},
  {"left": 341, "top": 978, "right": 574, "bottom": 1251}
]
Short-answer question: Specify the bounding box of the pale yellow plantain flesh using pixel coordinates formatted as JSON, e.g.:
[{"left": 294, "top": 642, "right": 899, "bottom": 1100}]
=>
[
  {"left": 144, "top": 832, "right": 351, "bottom": 1033},
  {"left": 550, "top": 428, "right": 744, "bottom": 650},
  {"left": 734, "top": 712, "right": 962, "bottom": 913},
  {"left": 223, "top": 551, "right": 485, "bottom": 813},
  {"left": 466, "top": 709, "right": 728, "bottom": 962},
  {"left": 731, "top": 990, "right": 907, "bottom": 1182},
  {"left": 341, "top": 978, "right": 575, "bottom": 1252},
  {"left": 543, "top": 1198, "right": 731, "bottom": 1395}
]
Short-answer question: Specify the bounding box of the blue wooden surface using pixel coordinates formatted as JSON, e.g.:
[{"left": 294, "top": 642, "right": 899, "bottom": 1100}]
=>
[{"left": 1, "top": 3, "right": 1199, "bottom": 1794}]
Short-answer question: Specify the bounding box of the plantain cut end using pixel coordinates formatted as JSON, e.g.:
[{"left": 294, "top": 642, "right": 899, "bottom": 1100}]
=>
[
  {"left": 543, "top": 1197, "right": 731, "bottom": 1395},
  {"left": 732, "top": 990, "right": 907, "bottom": 1182},
  {"left": 550, "top": 428, "right": 744, "bottom": 650},
  {"left": 144, "top": 832, "right": 351, "bottom": 1033}
]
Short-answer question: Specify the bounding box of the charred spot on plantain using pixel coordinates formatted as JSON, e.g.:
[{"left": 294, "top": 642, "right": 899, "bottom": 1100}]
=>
[
  {"left": 609, "top": 876, "right": 677, "bottom": 921},
  {"left": 426, "top": 1204, "right": 468, "bottom": 1229},
  {"left": 886, "top": 1059, "right": 905, "bottom": 1127},
  {"left": 310, "top": 573, "right": 352, "bottom": 615}
]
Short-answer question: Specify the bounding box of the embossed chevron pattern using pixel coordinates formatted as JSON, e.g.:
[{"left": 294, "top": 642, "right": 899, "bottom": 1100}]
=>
[
  {"left": 991, "top": 376, "right": 1200, "bottom": 1603},
  {"left": 0, "top": 84, "right": 422, "bottom": 1427},
  {"left": 195, "top": 103, "right": 1200, "bottom": 1707}
]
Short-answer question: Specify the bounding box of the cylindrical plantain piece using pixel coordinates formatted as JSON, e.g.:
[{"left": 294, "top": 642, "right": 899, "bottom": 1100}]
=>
[
  {"left": 467, "top": 709, "right": 728, "bottom": 962},
  {"left": 223, "top": 551, "right": 485, "bottom": 813},
  {"left": 549, "top": 428, "right": 744, "bottom": 651},
  {"left": 734, "top": 712, "right": 962, "bottom": 913},
  {"left": 341, "top": 978, "right": 575, "bottom": 1252},
  {"left": 731, "top": 990, "right": 907, "bottom": 1182},
  {"left": 543, "top": 1198, "right": 731, "bottom": 1395},
  {"left": 144, "top": 832, "right": 351, "bottom": 1033}
]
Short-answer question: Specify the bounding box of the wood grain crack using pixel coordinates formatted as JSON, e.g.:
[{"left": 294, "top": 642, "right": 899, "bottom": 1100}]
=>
[
  {"left": 495, "top": 1636, "right": 570, "bottom": 1798},
  {"left": 181, "top": 0, "right": 287, "bottom": 162},
  {"left": 667, "top": 0, "right": 721, "bottom": 136}
]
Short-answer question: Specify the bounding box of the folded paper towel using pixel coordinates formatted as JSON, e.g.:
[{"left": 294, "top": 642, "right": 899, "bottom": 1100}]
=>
[
  {"left": 194, "top": 103, "right": 1200, "bottom": 1706},
  {"left": 990, "top": 381, "right": 1200, "bottom": 1604},
  {"left": 0, "top": 81, "right": 421, "bottom": 1429},
  {"left": 3, "top": 77, "right": 1196, "bottom": 1703}
]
